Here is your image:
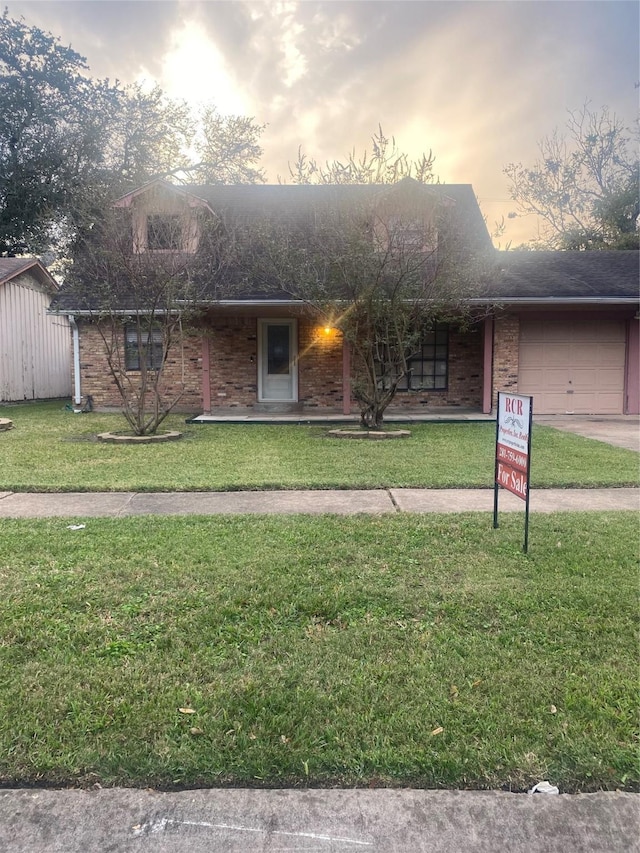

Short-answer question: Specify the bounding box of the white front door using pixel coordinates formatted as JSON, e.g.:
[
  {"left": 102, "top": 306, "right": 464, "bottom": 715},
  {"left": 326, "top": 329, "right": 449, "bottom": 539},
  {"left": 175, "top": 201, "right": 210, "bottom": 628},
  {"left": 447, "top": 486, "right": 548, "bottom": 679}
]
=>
[{"left": 258, "top": 319, "right": 298, "bottom": 402}]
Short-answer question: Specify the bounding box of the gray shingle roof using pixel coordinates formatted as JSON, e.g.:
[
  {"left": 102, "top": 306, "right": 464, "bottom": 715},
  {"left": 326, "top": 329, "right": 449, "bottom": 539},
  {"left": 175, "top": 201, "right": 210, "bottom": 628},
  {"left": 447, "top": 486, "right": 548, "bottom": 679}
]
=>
[
  {"left": 489, "top": 250, "right": 639, "bottom": 301},
  {"left": 187, "top": 181, "right": 493, "bottom": 252},
  {"left": 0, "top": 257, "right": 58, "bottom": 290},
  {"left": 54, "top": 179, "right": 494, "bottom": 312},
  {"left": 54, "top": 179, "right": 640, "bottom": 311}
]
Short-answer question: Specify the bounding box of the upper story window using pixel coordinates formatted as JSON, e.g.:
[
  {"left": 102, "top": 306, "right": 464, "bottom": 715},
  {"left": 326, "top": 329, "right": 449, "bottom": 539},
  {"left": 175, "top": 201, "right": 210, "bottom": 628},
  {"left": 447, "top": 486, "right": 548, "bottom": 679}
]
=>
[
  {"left": 146, "top": 214, "right": 184, "bottom": 251},
  {"left": 376, "top": 214, "right": 437, "bottom": 257},
  {"left": 388, "top": 215, "right": 429, "bottom": 250}
]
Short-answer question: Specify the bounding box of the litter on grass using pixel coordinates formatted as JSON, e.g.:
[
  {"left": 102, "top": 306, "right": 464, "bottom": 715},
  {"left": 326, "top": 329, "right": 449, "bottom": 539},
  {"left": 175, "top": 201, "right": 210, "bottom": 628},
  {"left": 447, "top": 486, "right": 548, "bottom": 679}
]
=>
[
  {"left": 66, "top": 524, "right": 86, "bottom": 531},
  {"left": 528, "top": 781, "right": 559, "bottom": 794}
]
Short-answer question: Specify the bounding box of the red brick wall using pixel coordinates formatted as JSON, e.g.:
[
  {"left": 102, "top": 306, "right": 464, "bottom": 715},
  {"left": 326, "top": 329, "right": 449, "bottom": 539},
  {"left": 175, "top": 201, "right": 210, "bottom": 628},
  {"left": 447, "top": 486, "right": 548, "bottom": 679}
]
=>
[
  {"left": 492, "top": 313, "right": 519, "bottom": 408},
  {"left": 298, "top": 321, "right": 344, "bottom": 408},
  {"left": 76, "top": 321, "right": 202, "bottom": 412},
  {"left": 207, "top": 318, "right": 257, "bottom": 406},
  {"left": 78, "top": 315, "right": 486, "bottom": 413}
]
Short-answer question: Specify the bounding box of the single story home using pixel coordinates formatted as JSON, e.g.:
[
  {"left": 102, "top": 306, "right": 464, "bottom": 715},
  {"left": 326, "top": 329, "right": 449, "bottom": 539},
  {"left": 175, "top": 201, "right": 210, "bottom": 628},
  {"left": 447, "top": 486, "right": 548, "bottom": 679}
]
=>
[
  {"left": 0, "top": 257, "right": 71, "bottom": 402},
  {"left": 53, "top": 179, "right": 639, "bottom": 417}
]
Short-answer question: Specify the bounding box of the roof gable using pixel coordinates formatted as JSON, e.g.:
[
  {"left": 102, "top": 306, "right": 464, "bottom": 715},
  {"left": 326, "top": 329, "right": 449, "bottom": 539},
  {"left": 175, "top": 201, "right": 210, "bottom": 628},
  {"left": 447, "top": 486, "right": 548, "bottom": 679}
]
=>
[
  {"left": 113, "top": 179, "right": 215, "bottom": 213},
  {"left": 0, "top": 258, "right": 58, "bottom": 292}
]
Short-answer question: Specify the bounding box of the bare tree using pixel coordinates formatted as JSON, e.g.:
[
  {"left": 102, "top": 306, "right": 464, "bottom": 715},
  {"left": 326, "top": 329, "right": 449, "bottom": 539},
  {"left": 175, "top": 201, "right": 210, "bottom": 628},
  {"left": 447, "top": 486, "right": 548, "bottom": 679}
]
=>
[
  {"left": 504, "top": 103, "right": 639, "bottom": 249},
  {"left": 64, "top": 208, "right": 235, "bottom": 435},
  {"left": 286, "top": 126, "right": 436, "bottom": 186}
]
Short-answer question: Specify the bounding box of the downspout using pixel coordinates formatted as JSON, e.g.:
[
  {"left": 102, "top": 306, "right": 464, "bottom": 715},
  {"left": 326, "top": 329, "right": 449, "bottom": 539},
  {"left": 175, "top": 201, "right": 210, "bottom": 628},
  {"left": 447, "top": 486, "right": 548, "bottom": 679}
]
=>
[{"left": 68, "top": 315, "right": 82, "bottom": 407}]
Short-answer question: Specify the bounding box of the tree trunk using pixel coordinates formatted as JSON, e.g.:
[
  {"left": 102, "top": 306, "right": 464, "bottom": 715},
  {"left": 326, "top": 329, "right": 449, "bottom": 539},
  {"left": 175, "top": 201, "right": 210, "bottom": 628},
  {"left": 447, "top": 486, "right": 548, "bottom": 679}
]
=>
[{"left": 360, "top": 405, "right": 384, "bottom": 430}]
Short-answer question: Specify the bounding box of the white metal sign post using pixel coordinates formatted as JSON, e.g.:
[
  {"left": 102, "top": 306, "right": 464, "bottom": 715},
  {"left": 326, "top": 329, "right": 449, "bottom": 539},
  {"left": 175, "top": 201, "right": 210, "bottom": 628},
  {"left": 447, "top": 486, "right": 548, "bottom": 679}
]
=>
[{"left": 493, "top": 392, "right": 533, "bottom": 553}]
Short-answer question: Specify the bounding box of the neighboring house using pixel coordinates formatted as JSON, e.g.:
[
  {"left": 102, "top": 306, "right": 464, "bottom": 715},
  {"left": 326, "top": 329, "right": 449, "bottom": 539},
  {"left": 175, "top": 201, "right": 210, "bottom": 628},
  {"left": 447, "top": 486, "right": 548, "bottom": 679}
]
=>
[
  {"left": 0, "top": 258, "right": 71, "bottom": 402},
  {"left": 54, "top": 179, "right": 639, "bottom": 417}
]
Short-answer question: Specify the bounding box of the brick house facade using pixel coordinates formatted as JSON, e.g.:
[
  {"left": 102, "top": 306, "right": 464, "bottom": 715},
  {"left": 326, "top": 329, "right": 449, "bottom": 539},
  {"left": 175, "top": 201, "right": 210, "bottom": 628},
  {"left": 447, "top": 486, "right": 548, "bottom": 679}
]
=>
[
  {"left": 75, "top": 322, "right": 203, "bottom": 411},
  {"left": 58, "top": 181, "right": 639, "bottom": 418},
  {"left": 75, "top": 313, "right": 486, "bottom": 413}
]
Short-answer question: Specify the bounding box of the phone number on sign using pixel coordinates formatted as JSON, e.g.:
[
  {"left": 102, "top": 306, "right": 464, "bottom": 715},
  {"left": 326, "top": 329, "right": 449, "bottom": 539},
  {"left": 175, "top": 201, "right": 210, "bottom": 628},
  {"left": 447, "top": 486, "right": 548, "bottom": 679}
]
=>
[{"left": 496, "top": 442, "right": 527, "bottom": 472}]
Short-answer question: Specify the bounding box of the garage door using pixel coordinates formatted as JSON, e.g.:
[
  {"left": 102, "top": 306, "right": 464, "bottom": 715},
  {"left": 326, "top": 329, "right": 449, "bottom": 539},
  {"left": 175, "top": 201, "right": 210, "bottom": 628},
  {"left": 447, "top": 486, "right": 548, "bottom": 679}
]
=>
[{"left": 518, "top": 318, "right": 626, "bottom": 414}]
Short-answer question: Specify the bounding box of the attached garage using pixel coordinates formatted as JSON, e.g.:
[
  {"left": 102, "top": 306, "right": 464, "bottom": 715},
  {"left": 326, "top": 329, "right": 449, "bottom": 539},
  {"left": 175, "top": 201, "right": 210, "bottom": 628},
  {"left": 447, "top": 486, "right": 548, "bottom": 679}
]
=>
[
  {"left": 489, "top": 251, "right": 640, "bottom": 417},
  {"left": 518, "top": 317, "right": 627, "bottom": 414}
]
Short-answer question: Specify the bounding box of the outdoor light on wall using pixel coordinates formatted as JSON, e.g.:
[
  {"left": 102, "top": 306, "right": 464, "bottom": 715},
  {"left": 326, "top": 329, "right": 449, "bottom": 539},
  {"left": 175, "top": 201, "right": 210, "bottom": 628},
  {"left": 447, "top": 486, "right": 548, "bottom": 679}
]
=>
[{"left": 319, "top": 320, "right": 339, "bottom": 340}]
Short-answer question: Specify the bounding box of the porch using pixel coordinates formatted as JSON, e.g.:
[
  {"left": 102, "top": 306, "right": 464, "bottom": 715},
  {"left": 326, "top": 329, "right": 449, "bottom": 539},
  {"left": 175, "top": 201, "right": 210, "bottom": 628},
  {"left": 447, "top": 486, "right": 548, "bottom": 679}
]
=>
[{"left": 188, "top": 407, "right": 494, "bottom": 425}]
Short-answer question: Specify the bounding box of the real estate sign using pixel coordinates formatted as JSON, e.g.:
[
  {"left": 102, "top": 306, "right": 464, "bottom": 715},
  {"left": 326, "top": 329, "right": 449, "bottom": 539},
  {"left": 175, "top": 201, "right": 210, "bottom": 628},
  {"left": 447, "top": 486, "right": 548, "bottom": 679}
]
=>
[
  {"left": 494, "top": 392, "right": 533, "bottom": 552},
  {"left": 496, "top": 393, "right": 531, "bottom": 500}
]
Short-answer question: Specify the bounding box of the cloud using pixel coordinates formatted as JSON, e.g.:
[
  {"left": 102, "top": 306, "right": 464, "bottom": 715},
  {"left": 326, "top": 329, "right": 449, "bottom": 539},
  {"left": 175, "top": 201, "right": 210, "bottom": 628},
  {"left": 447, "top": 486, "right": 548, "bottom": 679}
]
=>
[
  {"left": 5, "top": 0, "right": 185, "bottom": 79},
  {"left": 4, "top": 0, "right": 638, "bottom": 246},
  {"left": 160, "top": 18, "right": 248, "bottom": 114}
]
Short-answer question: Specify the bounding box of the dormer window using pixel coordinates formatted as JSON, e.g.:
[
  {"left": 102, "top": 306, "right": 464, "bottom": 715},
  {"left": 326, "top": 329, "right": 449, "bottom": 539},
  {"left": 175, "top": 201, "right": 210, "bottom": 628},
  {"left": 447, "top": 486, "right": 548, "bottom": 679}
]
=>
[
  {"left": 373, "top": 212, "right": 437, "bottom": 256},
  {"left": 390, "top": 216, "right": 423, "bottom": 247},
  {"left": 146, "top": 214, "right": 183, "bottom": 251},
  {"left": 387, "top": 215, "right": 435, "bottom": 252}
]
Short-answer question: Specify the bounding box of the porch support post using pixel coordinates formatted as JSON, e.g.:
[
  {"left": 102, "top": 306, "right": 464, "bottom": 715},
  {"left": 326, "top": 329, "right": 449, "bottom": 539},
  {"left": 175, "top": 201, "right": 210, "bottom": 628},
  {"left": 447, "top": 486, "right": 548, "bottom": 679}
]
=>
[
  {"left": 625, "top": 317, "right": 639, "bottom": 414},
  {"left": 342, "top": 335, "right": 351, "bottom": 415},
  {"left": 482, "top": 315, "right": 494, "bottom": 414},
  {"left": 201, "top": 334, "right": 211, "bottom": 414}
]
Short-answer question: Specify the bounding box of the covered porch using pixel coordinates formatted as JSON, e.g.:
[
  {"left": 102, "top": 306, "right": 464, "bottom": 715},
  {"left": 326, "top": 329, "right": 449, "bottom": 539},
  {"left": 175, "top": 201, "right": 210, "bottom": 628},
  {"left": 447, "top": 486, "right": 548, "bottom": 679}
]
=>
[{"left": 197, "top": 312, "right": 494, "bottom": 418}]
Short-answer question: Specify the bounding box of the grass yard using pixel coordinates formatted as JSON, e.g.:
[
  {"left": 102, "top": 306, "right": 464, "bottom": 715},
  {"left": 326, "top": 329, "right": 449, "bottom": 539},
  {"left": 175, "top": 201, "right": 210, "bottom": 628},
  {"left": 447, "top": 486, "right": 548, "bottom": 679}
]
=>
[
  {"left": 0, "top": 512, "right": 637, "bottom": 792},
  {"left": 0, "top": 401, "right": 637, "bottom": 491}
]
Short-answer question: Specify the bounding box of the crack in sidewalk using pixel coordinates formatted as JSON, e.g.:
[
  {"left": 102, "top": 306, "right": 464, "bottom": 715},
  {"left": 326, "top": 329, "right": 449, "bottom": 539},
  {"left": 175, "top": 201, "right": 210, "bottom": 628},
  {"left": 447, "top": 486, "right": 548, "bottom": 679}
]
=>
[
  {"left": 116, "top": 493, "right": 138, "bottom": 517},
  {"left": 386, "top": 489, "right": 401, "bottom": 512}
]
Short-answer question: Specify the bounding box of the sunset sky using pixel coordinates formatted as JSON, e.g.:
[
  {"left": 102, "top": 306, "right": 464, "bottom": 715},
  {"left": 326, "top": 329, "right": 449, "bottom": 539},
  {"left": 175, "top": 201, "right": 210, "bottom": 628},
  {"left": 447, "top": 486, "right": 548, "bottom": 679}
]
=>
[{"left": 6, "top": 0, "right": 639, "bottom": 246}]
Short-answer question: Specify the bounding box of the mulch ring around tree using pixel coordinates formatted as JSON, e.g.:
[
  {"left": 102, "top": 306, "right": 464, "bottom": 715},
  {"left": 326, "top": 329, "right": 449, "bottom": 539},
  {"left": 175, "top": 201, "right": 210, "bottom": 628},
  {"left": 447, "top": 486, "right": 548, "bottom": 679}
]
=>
[
  {"left": 327, "top": 428, "right": 411, "bottom": 440},
  {"left": 96, "top": 431, "right": 183, "bottom": 444}
]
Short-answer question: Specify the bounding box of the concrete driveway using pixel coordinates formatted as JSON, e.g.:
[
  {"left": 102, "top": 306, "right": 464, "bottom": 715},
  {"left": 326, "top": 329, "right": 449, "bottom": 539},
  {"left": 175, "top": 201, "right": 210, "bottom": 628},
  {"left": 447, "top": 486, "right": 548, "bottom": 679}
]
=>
[{"left": 534, "top": 415, "right": 640, "bottom": 452}]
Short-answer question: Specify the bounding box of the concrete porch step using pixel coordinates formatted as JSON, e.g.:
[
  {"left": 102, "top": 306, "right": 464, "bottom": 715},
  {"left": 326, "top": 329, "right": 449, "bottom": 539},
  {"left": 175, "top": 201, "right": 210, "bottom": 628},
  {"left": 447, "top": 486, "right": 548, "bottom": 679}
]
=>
[{"left": 188, "top": 407, "right": 494, "bottom": 425}]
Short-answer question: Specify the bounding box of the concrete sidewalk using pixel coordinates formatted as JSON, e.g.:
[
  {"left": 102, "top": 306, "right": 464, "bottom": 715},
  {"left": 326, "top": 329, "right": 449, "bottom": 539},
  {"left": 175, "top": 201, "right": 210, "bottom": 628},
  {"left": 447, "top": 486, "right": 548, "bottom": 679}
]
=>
[
  {"left": 1, "top": 787, "right": 638, "bottom": 853},
  {"left": 0, "top": 487, "right": 637, "bottom": 517}
]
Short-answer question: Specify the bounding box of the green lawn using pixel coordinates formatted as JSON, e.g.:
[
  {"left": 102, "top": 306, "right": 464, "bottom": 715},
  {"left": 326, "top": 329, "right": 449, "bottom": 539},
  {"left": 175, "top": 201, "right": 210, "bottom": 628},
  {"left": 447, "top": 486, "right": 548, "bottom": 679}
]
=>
[
  {"left": 0, "top": 401, "right": 637, "bottom": 491},
  {"left": 0, "top": 512, "right": 637, "bottom": 791}
]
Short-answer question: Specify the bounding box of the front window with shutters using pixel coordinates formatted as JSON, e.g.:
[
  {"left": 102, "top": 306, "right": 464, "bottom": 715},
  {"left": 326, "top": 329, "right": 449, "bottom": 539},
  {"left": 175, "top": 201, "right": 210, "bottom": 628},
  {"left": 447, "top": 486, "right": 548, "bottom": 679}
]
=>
[{"left": 124, "top": 324, "right": 164, "bottom": 371}]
